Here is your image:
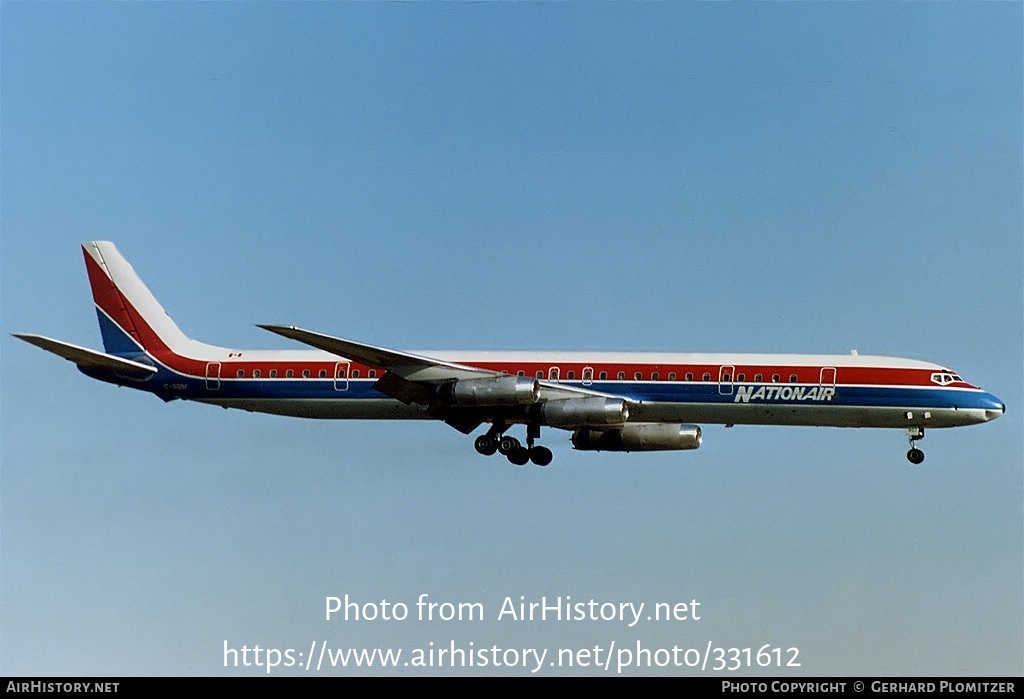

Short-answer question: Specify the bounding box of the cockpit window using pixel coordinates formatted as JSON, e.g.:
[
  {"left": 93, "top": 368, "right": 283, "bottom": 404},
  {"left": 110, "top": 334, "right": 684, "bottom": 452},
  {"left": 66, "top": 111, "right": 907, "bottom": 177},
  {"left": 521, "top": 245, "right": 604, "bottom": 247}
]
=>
[{"left": 930, "top": 372, "right": 962, "bottom": 386}]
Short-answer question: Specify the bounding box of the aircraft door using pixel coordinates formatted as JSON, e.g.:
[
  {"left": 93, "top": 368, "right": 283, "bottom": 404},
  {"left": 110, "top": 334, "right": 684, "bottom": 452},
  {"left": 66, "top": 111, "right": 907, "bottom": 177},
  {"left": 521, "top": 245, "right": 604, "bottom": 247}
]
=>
[
  {"left": 718, "top": 365, "right": 735, "bottom": 395},
  {"left": 205, "top": 362, "right": 221, "bottom": 391},
  {"left": 820, "top": 367, "right": 836, "bottom": 386},
  {"left": 334, "top": 362, "right": 350, "bottom": 391}
]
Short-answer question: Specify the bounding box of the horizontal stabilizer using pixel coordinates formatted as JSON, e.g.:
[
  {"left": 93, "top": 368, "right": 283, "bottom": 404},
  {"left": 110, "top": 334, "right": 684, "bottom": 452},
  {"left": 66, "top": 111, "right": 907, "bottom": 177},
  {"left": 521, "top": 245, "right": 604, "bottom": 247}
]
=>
[{"left": 13, "top": 333, "right": 157, "bottom": 376}]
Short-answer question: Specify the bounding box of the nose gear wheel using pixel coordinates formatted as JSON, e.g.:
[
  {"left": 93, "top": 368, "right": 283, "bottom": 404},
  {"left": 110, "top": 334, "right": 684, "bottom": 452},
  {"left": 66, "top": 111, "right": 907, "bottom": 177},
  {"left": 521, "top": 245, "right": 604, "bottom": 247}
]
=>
[{"left": 906, "top": 427, "right": 925, "bottom": 464}]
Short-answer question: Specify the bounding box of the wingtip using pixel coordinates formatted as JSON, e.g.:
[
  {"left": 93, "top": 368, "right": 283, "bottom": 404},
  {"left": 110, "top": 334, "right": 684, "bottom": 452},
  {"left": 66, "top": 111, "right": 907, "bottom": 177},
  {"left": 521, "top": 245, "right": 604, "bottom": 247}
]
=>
[{"left": 256, "top": 323, "right": 300, "bottom": 335}]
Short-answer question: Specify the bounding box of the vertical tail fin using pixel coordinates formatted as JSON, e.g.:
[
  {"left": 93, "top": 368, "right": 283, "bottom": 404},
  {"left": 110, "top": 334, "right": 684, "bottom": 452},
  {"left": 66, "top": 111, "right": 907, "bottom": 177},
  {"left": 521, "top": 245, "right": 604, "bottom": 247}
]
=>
[{"left": 83, "top": 242, "right": 191, "bottom": 356}]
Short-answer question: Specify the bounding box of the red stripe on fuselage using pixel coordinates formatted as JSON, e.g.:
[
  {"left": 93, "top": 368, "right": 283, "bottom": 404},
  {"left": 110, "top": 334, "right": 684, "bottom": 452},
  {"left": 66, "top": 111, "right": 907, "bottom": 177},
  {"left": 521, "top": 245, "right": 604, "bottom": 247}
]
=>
[
  {"left": 83, "top": 248, "right": 978, "bottom": 391},
  {"left": 213, "top": 361, "right": 973, "bottom": 392}
]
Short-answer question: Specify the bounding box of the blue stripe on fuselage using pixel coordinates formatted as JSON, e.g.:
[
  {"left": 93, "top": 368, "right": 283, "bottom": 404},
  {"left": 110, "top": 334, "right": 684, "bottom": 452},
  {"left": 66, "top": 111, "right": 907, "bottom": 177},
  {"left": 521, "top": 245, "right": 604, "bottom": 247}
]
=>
[{"left": 140, "top": 373, "right": 999, "bottom": 413}]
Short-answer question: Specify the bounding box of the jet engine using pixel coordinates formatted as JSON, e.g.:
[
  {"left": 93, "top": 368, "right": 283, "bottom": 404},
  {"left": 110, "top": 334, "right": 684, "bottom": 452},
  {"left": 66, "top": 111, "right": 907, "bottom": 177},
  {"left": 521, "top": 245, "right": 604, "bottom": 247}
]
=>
[
  {"left": 571, "top": 423, "right": 702, "bottom": 451},
  {"left": 535, "top": 397, "right": 629, "bottom": 427},
  {"left": 436, "top": 375, "right": 539, "bottom": 407}
]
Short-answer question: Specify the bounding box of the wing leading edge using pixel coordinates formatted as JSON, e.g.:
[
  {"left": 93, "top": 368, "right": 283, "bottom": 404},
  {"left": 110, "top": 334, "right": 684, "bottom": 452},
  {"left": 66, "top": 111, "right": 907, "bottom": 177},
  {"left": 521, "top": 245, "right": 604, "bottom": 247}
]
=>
[{"left": 256, "top": 324, "right": 501, "bottom": 383}]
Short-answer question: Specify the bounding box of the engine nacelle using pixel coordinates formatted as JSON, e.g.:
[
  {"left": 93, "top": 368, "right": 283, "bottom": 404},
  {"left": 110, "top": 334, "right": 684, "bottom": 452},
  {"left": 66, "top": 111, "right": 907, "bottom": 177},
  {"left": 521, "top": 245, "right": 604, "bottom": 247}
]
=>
[
  {"left": 436, "top": 375, "right": 539, "bottom": 407},
  {"left": 572, "top": 423, "right": 702, "bottom": 452},
  {"left": 535, "top": 397, "right": 629, "bottom": 427}
]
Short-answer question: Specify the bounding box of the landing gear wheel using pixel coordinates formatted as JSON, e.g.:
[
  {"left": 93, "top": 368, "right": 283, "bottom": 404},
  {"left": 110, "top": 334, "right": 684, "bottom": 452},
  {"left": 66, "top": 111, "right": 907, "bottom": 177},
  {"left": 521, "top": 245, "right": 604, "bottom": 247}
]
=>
[
  {"left": 474, "top": 435, "right": 498, "bottom": 456},
  {"left": 498, "top": 436, "right": 521, "bottom": 455},
  {"left": 529, "top": 446, "right": 553, "bottom": 467},
  {"left": 905, "top": 427, "right": 925, "bottom": 464},
  {"left": 508, "top": 446, "right": 531, "bottom": 466}
]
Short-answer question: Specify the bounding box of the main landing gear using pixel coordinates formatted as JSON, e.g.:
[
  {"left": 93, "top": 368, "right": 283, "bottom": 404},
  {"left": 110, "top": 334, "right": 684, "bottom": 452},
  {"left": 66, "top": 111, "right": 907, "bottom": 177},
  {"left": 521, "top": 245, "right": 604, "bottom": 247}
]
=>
[
  {"left": 473, "top": 422, "right": 553, "bottom": 467},
  {"left": 906, "top": 427, "right": 925, "bottom": 464}
]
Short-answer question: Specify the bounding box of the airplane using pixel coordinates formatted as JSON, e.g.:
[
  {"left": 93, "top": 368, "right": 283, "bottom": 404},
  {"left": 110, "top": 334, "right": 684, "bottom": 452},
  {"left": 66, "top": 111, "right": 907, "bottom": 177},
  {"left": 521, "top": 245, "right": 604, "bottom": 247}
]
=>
[{"left": 14, "top": 242, "right": 1005, "bottom": 467}]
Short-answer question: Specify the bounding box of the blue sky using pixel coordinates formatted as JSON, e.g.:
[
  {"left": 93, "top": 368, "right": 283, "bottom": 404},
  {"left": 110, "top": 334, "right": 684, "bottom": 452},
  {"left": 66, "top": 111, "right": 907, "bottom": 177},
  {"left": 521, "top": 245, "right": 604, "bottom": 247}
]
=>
[{"left": 2, "top": 3, "right": 1021, "bottom": 676}]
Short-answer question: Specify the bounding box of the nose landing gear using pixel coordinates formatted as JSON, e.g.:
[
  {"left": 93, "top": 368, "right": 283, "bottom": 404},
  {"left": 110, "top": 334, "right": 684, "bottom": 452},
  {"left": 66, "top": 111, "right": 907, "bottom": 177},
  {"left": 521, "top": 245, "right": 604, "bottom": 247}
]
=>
[{"left": 906, "top": 427, "right": 925, "bottom": 464}]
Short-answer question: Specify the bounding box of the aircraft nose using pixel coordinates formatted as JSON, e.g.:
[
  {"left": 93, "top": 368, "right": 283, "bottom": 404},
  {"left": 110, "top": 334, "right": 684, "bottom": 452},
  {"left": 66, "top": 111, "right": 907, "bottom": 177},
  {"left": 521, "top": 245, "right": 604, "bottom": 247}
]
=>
[{"left": 983, "top": 393, "right": 1005, "bottom": 421}]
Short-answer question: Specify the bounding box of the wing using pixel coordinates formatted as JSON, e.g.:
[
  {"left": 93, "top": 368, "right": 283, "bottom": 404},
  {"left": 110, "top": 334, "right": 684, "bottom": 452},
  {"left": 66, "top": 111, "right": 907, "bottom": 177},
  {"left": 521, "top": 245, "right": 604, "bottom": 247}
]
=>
[
  {"left": 257, "top": 324, "right": 500, "bottom": 382},
  {"left": 257, "top": 324, "right": 631, "bottom": 432}
]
